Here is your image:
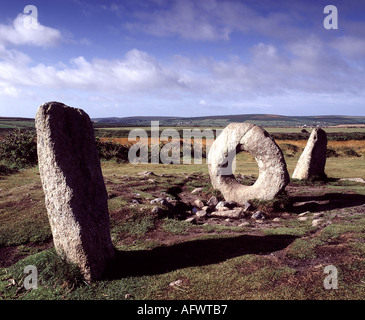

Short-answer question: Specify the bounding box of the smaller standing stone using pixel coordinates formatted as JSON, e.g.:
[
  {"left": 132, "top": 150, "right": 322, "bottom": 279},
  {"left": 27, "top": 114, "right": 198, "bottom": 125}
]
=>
[{"left": 292, "top": 128, "right": 327, "bottom": 180}]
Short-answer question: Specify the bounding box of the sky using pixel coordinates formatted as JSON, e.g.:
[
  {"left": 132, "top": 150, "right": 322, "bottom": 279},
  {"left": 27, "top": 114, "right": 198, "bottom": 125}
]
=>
[{"left": 0, "top": 0, "right": 364, "bottom": 118}]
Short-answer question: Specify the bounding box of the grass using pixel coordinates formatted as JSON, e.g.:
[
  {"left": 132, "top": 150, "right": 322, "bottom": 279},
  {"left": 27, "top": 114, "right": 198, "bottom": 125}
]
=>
[{"left": 1, "top": 127, "right": 365, "bottom": 300}]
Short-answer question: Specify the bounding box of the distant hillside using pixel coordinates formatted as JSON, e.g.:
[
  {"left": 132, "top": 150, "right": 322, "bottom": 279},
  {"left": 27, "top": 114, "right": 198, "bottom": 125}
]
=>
[
  {"left": 0, "top": 117, "right": 35, "bottom": 129},
  {"left": 92, "top": 114, "right": 365, "bottom": 127},
  {"left": 2, "top": 114, "right": 365, "bottom": 130}
]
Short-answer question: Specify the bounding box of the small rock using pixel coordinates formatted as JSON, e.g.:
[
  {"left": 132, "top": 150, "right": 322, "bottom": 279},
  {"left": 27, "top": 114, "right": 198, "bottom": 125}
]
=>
[
  {"left": 298, "top": 216, "right": 309, "bottom": 221},
  {"left": 150, "top": 197, "right": 164, "bottom": 204},
  {"left": 191, "top": 187, "right": 203, "bottom": 194},
  {"left": 148, "top": 179, "right": 156, "bottom": 183},
  {"left": 207, "top": 196, "right": 219, "bottom": 206},
  {"left": 238, "top": 222, "right": 250, "bottom": 227},
  {"left": 298, "top": 211, "right": 310, "bottom": 217},
  {"left": 312, "top": 218, "right": 323, "bottom": 227},
  {"left": 216, "top": 201, "right": 229, "bottom": 209},
  {"left": 251, "top": 211, "right": 265, "bottom": 220},
  {"left": 211, "top": 208, "right": 243, "bottom": 219},
  {"left": 131, "top": 199, "right": 140, "bottom": 204},
  {"left": 169, "top": 279, "right": 183, "bottom": 287},
  {"left": 185, "top": 217, "right": 196, "bottom": 223},
  {"left": 196, "top": 210, "right": 207, "bottom": 218},
  {"left": 151, "top": 206, "right": 164, "bottom": 214},
  {"left": 225, "top": 218, "right": 233, "bottom": 222},
  {"left": 217, "top": 206, "right": 229, "bottom": 211},
  {"left": 194, "top": 199, "right": 205, "bottom": 208},
  {"left": 243, "top": 201, "right": 253, "bottom": 212},
  {"left": 138, "top": 171, "right": 156, "bottom": 177},
  {"left": 273, "top": 218, "right": 281, "bottom": 222},
  {"left": 313, "top": 212, "right": 324, "bottom": 218},
  {"left": 160, "top": 199, "right": 170, "bottom": 206}
]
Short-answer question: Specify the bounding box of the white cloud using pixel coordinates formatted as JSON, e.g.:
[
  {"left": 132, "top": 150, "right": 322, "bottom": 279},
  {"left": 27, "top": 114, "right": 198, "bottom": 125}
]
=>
[
  {"left": 0, "top": 48, "right": 183, "bottom": 93},
  {"left": 0, "top": 14, "right": 62, "bottom": 47},
  {"left": 330, "top": 36, "right": 365, "bottom": 59}
]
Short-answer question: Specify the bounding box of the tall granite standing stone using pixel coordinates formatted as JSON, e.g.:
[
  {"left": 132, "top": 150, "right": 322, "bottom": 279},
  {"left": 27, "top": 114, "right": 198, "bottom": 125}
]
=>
[
  {"left": 292, "top": 128, "right": 327, "bottom": 180},
  {"left": 35, "top": 102, "right": 115, "bottom": 281}
]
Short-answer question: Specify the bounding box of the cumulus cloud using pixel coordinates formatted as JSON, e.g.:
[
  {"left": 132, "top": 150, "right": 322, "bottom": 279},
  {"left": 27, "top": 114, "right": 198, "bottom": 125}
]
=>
[
  {"left": 0, "top": 48, "right": 183, "bottom": 93},
  {"left": 0, "top": 14, "right": 62, "bottom": 47}
]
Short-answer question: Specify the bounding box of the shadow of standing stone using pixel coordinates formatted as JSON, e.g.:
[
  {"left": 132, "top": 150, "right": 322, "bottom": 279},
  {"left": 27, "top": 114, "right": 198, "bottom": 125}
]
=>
[{"left": 35, "top": 102, "right": 115, "bottom": 282}]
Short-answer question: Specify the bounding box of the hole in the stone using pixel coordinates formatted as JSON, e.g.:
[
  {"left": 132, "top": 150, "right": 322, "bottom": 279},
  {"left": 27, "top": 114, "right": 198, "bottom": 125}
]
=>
[{"left": 233, "top": 147, "right": 259, "bottom": 186}]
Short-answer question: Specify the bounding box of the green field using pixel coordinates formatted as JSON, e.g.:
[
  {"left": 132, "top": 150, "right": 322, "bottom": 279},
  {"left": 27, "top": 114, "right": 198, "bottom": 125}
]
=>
[
  {"left": 1, "top": 116, "right": 365, "bottom": 300},
  {"left": 1, "top": 150, "right": 365, "bottom": 300}
]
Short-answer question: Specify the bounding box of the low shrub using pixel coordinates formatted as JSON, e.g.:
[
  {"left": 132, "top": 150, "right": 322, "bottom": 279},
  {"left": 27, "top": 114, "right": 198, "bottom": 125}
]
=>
[{"left": 0, "top": 129, "right": 37, "bottom": 171}]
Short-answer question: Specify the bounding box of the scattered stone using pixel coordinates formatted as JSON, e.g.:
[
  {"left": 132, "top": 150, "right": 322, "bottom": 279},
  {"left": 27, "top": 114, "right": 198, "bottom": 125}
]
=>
[
  {"left": 195, "top": 210, "right": 207, "bottom": 218},
  {"left": 251, "top": 211, "right": 265, "bottom": 220},
  {"left": 207, "top": 196, "right": 219, "bottom": 207},
  {"left": 169, "top": 279, "right": 183, "bottom": 288},
  {"left": 238, "top": 222, "right": 250, "bottom": 227},
  {"left": 35, "top": 102, "right": 114, "bottom": 282},
  {"left": 273, "top": 218, "right": 281, "bottom": 222},
  {"left": 313, "top": 212, "right": 324, "bottom": 218},
  {"left": 298, "top": 216, "right": 309, "bottom": 221},
  {"left": 292, "top": 128, "right": 327, "bottom": 180},
  {"left": 312, "top": 218, "right": 323, "bottom": 227},
  {"left": 150, "top": 197, "right": 164, "bottom": 204},
  {"left": 185, "top": 217, "right": 196, "bottom": 223},
  {"left": 298, "top": 211, "right": 310, "bottom": 217},
  {"left": 207, "top": 123, "right": 290, "bottom": 205},
  {"left": 211, "top": 208, "right": 244, "bottom": 219},
  {"left": 148, "top": 179, "right": 156, "bottom": 183},
  {"left": 160, "top": 199, "right": 170, "bottom": 206},
  {"left": 217, "top": 206, "right": 229, "bottom": 211},
  {"left": 131, "top": 199, "right": 140, "bottom": 204},
  {"left": 151, "top": 206, "right": 164, "bottom": 214},
  {"left": 191, "top": 187, "right": 203, "bottom": 194},
  {"left": 216, "top": 201, "right": 229, "bottom": 209},
  {"left": 194, "top": 199, "right": 205, "bottom": 208},
  {"left": 243, "top": 201, "right": 253, "bottom": 212},
  {"left": 138, "top": 171, "right": 156, "bottom": 177}
]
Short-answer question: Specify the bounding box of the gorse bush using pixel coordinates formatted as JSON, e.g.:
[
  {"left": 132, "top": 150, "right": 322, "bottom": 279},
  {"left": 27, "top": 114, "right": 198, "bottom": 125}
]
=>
[
  {"left": 0, "top": 129, "right": 37, "bottom": 171},
  {"left": 95, "top": 138, "right": 130, "bottom": 162}
]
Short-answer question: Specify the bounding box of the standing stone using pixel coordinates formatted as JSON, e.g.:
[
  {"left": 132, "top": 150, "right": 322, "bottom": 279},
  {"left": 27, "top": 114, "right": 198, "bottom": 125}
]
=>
[
  {"left": 207, "top": 123, "right": 290, "bottom": 206},
  {"left": 292, "top": 128, "right": 327, "bottom": 180},
  {"left": 35, "top": 102, "right": 114, "bottom": 282}
]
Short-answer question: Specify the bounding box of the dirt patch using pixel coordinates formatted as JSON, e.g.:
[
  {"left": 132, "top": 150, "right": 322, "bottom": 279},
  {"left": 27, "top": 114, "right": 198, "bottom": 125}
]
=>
[{"left": 0, "top": 240, "right": 53, "bottom": 268}]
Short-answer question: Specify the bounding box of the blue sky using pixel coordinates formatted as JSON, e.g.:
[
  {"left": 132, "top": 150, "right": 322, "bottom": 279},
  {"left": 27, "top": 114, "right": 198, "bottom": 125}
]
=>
[{"left": 0, "top": 0, "right": 364, "bottom": 118}]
